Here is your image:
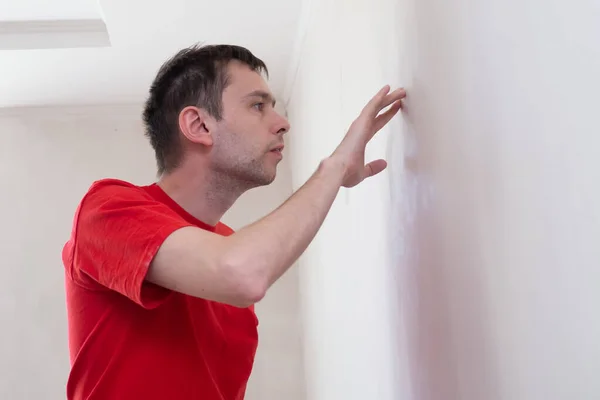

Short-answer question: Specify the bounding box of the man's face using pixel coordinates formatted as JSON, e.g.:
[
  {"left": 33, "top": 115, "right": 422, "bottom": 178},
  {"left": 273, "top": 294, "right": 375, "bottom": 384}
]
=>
[{"left": 209, "top": 61, "right": 290, "bottom": 188}]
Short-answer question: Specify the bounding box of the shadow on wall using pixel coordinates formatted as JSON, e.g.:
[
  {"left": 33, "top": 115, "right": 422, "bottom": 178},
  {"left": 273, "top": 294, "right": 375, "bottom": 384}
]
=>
[
  {"left": 382, "top": 0, "right": 504, "bottom": 396},
  {"left": 390, "top": 65, "right": 501, "bottom": 400}
]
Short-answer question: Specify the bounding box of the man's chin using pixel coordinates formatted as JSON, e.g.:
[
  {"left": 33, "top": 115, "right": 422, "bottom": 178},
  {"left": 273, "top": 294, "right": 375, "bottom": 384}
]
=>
[
  {"left": 256, "top": 173, "right": 276, "bottom": 186},
  {"left": 240, "top": 171, "right": 276, "bottom": 190},
  {"left": 256, "top": 164, "right": 278, "bottom": 186}
]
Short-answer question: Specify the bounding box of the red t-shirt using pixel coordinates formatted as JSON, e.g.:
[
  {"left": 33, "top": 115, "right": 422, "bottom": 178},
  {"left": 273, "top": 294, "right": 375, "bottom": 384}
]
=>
[{"left": 62, "top": 179, "right": 259, "bottom": 400}]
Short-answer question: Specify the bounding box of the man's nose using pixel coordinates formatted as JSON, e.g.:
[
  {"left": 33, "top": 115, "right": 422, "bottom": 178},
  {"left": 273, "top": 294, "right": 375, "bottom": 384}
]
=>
[{"left": 273, "top": 113, "right": 290, "bottom": 135}]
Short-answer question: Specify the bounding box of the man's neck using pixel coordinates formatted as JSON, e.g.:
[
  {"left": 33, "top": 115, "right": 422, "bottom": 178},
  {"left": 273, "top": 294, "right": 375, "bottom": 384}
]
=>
[{"left": 157, "top": 168, "right": 246, "bottom": 227}]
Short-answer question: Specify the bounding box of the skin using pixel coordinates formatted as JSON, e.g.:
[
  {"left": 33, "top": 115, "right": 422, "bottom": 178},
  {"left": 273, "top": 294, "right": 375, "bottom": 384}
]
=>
[{"left": 148, "top": 60, "right": 406, "bottom": 307}]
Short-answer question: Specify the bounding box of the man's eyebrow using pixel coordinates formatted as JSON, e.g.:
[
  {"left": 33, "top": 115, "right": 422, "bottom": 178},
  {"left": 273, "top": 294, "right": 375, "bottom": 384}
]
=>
[{"left": 244, "top": 90, "right": 276, "bottom": 107}]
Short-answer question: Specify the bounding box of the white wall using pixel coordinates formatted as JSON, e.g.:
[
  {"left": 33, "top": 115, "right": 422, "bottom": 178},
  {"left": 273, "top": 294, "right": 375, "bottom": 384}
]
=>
[
  {"left": 288, "top": 0, "right": 600, "bottom": 399},
  {"left": 0, "top": 105, "right": 304, "bottom": 400},
  {"left": 399, "top": 0, "right": 600, "bottom": 399},
  {"left": 286, "top": 0, "right": 407, "bottom": 399}
]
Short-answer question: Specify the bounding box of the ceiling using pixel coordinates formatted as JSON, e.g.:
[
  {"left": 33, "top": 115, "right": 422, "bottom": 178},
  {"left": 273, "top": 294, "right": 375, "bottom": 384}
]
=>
[{"left": 0, "top": 0, "right": 304, "bottom": 108}]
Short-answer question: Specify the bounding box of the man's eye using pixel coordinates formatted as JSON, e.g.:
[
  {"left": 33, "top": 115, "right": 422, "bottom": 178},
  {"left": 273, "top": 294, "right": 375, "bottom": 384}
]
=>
[{"left": 253, "top": 103, "right": 264, "bottom": 111}]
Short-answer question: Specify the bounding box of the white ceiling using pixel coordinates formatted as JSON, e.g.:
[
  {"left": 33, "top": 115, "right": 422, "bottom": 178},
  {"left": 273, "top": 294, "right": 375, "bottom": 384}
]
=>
[
  {"left": 0, "top": 0, "right": 103, "bottom": 21},
  {"left": 0, "top": 0, "right": 304, "bottom": 108}
]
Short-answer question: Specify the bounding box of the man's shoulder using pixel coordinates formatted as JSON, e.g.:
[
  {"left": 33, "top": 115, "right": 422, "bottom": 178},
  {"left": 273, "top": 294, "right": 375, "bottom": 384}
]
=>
[
  {"left": 69, "top": 178, "right": 157, "bottom": 231},
  {"left": 63, "top": 179, "right": 147, "bottom": 277},
  {"left": 76, "top": 178, "right": 158, "bottom": 210},
  {"left": 85, "top": 178, "right": 149, "bottom": 198}
]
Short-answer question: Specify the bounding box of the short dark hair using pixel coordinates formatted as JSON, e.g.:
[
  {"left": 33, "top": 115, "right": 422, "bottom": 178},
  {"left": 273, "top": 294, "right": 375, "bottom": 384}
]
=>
[{"left": 142, "top": 44, "right": 268, "bottom": 175}]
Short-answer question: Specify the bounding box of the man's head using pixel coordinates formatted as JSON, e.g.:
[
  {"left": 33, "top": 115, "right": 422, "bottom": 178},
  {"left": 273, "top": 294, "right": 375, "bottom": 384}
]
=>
[{"left": 142, "top": 44, "right": 290, "bottom": 187}]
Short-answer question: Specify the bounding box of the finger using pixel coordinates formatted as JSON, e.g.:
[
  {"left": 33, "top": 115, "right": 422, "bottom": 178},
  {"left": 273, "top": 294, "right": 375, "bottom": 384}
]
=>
[
  {"left": 361, "top": 85, "right": 391, "bottom": 117},
  {"left": 372, "top": 99, "right": 403, "bottom": 134},
  {"left": 365, "top": 87, "right": 407, "bottom": 119},
  {"left": 379, "top": 88, "right": 407, "bottom": 112},
  {"left": 364, "top": 159, "right": 388, "bottom": 178}
]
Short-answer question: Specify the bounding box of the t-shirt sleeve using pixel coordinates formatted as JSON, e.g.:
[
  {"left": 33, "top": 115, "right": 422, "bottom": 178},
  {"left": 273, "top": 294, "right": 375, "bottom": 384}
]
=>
[{"left": 70, "top": 181, "right": 194, "bottom": 309}]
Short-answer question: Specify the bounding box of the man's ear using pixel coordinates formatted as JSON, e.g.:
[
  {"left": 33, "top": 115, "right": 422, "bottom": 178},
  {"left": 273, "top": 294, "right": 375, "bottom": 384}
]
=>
[{"left": 178, "top": 106, "right": 215, "bottom": 147}]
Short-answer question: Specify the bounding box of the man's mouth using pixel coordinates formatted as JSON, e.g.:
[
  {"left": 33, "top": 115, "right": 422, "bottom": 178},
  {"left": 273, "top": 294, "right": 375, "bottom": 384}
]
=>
[{"left": 269, "top": 144, "right": 284, "bottom": 153}]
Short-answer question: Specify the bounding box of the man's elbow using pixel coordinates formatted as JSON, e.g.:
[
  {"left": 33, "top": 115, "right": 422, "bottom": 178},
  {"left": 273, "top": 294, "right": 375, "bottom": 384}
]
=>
[
  {"left": 220, "top": 257, "right": 268, "bottom": 308},
  {"left": 227, "top": 279, "right": 267, "bottom": 308},
  {"left": 232, "top": 283, "right": 266, "bottom": 308}
]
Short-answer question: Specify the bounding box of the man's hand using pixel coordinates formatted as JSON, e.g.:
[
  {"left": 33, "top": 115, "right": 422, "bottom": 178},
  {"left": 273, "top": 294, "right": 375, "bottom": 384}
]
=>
[{"left": 331, "top": 85, "right": 406, "bottom": 188}]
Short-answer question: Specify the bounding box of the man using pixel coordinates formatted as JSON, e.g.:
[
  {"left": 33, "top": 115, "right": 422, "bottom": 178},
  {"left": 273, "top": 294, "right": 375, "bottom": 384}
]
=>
[{"left": 63, "top": 44, "right": 405, "bottom": 399}]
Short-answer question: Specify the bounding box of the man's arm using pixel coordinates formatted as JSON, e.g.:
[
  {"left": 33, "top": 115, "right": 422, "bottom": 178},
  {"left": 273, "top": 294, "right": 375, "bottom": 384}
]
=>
[{"left": 147, "top": 85, "right": 406, "bottom": 307}]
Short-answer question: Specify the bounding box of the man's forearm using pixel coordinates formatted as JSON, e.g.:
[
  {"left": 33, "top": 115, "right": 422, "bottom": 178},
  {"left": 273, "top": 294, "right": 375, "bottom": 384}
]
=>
[{"left": 224, "top": 156, "right": 347, "bottom": 291}]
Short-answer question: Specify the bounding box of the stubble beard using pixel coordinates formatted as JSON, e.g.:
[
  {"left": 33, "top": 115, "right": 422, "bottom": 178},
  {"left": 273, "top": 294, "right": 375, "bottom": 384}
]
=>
[
  {"left": 212, "top": 148, "right": 276, "bottom": 192},
  {"left": 211, "top": 126, "right": 277, "bottom": 191}
]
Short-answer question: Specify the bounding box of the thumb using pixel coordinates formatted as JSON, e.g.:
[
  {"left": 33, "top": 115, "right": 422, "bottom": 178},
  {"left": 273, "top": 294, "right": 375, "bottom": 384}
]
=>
[{"left": 364, "top": 159, "right": 387, "bottom": 178}]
